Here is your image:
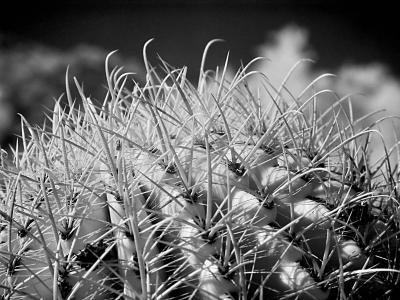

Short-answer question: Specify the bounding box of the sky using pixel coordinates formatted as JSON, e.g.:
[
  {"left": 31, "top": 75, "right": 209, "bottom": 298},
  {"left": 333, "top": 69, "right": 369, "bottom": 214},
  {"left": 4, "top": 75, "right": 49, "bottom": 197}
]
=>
[
  {"left": 1, "top": 0, "right": 400, "bottom": 162},
  {"left": 2, "top": 1, "right": 400, "bottom": 78}
]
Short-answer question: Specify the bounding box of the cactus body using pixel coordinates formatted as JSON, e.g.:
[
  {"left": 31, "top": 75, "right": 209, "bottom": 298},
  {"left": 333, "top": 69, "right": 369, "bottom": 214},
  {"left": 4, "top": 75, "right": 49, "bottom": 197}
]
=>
[{"left": 1, "top": 44, "right": 399, "bottom": 300}]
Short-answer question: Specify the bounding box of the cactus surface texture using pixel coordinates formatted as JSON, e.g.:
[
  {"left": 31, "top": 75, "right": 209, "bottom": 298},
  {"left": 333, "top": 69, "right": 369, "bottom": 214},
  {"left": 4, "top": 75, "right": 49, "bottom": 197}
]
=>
[{"left": 1, "top": 42, "right": 400, "bottom": 300}]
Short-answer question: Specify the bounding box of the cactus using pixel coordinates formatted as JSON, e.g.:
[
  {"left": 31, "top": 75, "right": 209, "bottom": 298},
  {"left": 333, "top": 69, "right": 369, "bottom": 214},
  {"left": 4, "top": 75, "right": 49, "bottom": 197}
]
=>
[{"left": 1, "top": 40, "right": 400, "bottom": 300}]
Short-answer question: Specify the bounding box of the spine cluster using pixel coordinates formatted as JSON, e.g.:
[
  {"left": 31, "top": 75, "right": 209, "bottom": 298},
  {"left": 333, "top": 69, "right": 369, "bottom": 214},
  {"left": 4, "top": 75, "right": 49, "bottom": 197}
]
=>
[{"left": 0, "top": 43, "right": 399, "bottom": 300}]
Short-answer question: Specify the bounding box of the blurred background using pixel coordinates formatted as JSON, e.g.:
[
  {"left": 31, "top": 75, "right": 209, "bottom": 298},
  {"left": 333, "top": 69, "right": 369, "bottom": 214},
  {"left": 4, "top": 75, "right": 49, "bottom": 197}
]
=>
[{"left": 1, "top": 0, "right": 400, "bottom": 161}]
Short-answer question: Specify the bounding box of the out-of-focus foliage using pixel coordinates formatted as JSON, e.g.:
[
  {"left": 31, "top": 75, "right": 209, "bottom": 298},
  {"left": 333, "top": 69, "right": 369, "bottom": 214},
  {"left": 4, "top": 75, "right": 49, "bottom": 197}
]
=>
[{"left": 0, "top": 44, "right": 142, "bottom": 147}]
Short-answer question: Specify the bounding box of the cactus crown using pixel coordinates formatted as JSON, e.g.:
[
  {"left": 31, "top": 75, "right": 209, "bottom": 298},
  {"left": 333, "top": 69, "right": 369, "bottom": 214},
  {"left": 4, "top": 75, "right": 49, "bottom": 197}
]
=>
[{"left": 0, "top": 40, "right": 400, "bottom": 300}]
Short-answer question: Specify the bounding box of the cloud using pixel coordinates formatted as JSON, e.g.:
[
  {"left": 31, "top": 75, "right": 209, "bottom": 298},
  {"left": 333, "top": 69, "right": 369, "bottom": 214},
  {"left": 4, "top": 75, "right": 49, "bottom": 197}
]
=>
[
  {"left": 252, "top": 25, "right": 315, "bottom": 97},
  {"left": 0, "top": 44, "right": 142, "bottom": 147},
  {"left": 334, "top": 64, "right": 400, "bottom": 162},
  {"left": 251, "top": 25, "right": 400, "bottom": 164}
]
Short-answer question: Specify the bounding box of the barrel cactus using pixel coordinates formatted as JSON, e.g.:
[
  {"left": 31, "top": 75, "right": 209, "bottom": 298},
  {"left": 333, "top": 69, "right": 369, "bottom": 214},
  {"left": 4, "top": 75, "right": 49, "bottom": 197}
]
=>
[{"left": 1, "top": 40, "right": 399, "bottom": 300}]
